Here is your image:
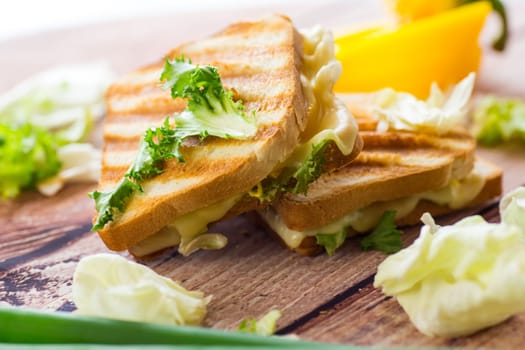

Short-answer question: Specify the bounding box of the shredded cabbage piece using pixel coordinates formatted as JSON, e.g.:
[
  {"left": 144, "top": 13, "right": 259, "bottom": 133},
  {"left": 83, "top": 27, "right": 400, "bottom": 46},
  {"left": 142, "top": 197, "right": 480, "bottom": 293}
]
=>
[
  {"left": 73, "top": 253, "right": 211, "bottom": 326},
  {"left": 342, "top": 73, "right": 475, "bottom": 134},
  {"left": 0, "top": 63, "right": 114, "bottom": 197},
  {"left": 374, "top": 186, "right": 525, "bottom": 338},
  {"left": 37, "top": 143, "right": 101, "bottom": 196},
  {"left": 0, "top": 63, "right": 114, "bottom": 140}
]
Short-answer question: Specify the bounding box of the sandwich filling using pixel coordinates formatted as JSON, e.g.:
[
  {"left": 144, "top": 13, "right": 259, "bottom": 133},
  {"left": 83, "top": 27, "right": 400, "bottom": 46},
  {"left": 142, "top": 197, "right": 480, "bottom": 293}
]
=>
[
  {"left": 260, "top": 159, "right": 489, "bottom": 250},
  {"left": 286, "top": 26, "right": 358, "bottom": 167},
  {"left": 129, "top": 27, "right": 358, "bottom": 256}
]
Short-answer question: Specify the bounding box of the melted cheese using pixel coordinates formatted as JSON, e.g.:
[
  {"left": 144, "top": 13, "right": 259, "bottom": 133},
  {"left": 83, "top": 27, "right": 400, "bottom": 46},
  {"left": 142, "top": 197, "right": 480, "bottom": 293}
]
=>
[
  {"left": 264, "top": 160, "right": 487, "bottom": 248},
  {"left": 129, "top": 195, "right": 240, "bottom": 257},
  {"left": 259, "top": 209, "right": 307, "bottom": 249},
  {"left": 131, "top": 27, "right": 357, "bottom": 256},
  {"left": 286, "top": 27, "right": 358, "bottom": 167}
]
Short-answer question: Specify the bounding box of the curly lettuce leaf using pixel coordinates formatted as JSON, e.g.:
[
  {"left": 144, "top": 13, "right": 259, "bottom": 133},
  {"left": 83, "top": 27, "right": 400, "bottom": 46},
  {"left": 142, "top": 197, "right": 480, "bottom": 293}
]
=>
[
  {"left": 291, "top": 139, "right": 330, "bottom": 195},
  {"left": 360, "top": 210, "right": 403, "bottom": 253},
  {"left": 90, "top": 119, "right": 176, "bottom": 230},
  {"left": 161, "top": 57, "right": 257, "bottom": 154},
  {"left": 248, "top": 140, "right": 331, "bottom": 203},
  {"left": 91, "top": 57, "right": 257, "bottom": 230},
  {"left": 316, "top": 229, "right": 347, "bottom": 256},
  {"left": 473, "top": 96, "right": 525, "bottom": 146},
  {"left": 0, "top": 123, "right": 61, "bottom": 198}
]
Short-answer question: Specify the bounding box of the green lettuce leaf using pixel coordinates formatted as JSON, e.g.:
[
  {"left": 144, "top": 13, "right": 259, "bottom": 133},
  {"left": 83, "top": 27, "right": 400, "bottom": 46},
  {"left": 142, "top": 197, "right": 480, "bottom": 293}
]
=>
[
  {"left": 0, "top": 123, "right": 61, "bottom": 198},
  {"left": 248, "top": 139, "right": 331, "bottom": 203},
  {"left": 161, "top": 57, "right": 257, "bottom": 158},
  {"left": 315, "top": 229, "right": 347, "bottom": 256},
  {"left": 291, "top": 139, "right": 330, "bottom": 195},
  {"left": 90, "top": 118, "right": 180, "bottom": 230},
  {"left": 473, "top": 96, "right": 525, "bottom": 146},
  {"left": 360, "top": 210, "right": 403, "bottom": 254}
]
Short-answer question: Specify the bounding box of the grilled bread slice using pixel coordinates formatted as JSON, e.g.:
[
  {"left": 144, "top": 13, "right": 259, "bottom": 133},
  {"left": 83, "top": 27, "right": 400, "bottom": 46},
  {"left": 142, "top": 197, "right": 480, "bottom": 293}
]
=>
[
  {"left": 96, "top": 15, "right": 361, "bottom": 251},
  {"left": 98, "top": 15, "right": 307, "bottom": 250},
  {"left": 287, "top": 157, "right": 502, "bottom": 256},
  {"left": 257, "top": 109, "right": 501, "bottom": 255},
  {"left": 273, "top": 124, "right": 476, "bottom": 232}
]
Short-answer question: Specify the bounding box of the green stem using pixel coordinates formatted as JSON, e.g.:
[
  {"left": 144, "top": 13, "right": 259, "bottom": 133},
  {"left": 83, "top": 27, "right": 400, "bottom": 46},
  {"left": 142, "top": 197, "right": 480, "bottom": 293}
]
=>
[
  {"left": 462, "top": 0, "right": 508, "bottom": 51},
  {"left": 0, "top": 308, "right": 318, "bottom": 347}
]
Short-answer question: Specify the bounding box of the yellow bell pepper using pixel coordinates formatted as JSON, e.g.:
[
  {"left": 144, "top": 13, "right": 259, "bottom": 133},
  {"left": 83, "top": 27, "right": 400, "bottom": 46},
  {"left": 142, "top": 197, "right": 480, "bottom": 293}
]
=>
[
  {"left": 388, "top": 0, "right": 508, "bottom": 51},
  {"left": 387, "top": 0, "right": 457, "bottom": 23},
  {"left": 334, "top": 1, "right": 491, "bottom": 98}
]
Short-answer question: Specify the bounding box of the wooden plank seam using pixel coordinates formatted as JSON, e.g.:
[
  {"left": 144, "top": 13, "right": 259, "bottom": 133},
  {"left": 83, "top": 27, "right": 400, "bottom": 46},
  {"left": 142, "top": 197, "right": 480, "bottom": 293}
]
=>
[{"left": 0, "top": 223, "right": 92, "bottom": 273}]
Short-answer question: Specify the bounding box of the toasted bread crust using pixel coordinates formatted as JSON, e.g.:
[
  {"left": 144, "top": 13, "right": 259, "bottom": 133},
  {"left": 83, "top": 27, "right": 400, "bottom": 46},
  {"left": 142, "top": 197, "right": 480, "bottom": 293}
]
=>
[
  {"left": 97, "top": 15, "right": 308, "bottom": 250},
  {"left": 323, "top": 134, "right": 364, "bottom": 173}
]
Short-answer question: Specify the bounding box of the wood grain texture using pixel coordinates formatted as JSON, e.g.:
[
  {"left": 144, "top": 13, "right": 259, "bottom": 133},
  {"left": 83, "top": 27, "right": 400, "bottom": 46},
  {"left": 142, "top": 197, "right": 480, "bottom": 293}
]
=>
[
  {"left": 1, "top": 1, "right": 525, "bottom": 348},
  {"left": 293, "top": 283, "right": 525, "bottom": 349},
  {"left": 1, "top": 211, "right": 388, "bottom": 329}
]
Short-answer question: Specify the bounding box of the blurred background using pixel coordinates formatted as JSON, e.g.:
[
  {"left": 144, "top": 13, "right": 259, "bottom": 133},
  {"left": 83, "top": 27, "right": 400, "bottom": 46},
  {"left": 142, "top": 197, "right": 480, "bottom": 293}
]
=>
[
  {"left": 0, "top": 0, "right": 387, "bottom": 42},
  {"left": 0, "top": 0, "right": 521, "bottom": 96}
]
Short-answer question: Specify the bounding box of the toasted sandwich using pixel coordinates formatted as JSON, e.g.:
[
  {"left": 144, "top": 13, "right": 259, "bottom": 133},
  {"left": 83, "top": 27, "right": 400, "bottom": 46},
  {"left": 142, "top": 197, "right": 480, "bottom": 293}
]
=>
[
  {"left": 93, "top": 15, "right": 362, "bottom": 256},
  {"left": 258, "top": 76, "right": 503, "bottom": 255}
]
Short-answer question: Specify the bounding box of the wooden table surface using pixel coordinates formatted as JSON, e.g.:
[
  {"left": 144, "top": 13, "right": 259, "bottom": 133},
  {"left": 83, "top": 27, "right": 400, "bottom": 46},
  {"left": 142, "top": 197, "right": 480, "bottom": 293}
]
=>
[{"left": 1, "top": 2, "right": 525, "bottom": 348}]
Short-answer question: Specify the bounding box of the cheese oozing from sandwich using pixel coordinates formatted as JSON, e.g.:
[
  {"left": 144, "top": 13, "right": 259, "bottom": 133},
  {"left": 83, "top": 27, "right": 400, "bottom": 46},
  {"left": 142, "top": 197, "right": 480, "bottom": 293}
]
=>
[
  {"left": 261, "top": 160, "right": 488, "bottom": 249},
  {"left": 129, "top": 195, "right": 241, "bottom": 257},
  {"left": 129, "top": 27, "right": 357, "bottom": 256},
  {"left": 286, "top": 26, "right": 358, "bottom": 168}
]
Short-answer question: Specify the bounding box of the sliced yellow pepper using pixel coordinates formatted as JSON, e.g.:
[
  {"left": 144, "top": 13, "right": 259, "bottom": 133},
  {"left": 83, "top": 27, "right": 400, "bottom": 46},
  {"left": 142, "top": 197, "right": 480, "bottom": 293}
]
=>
[
  {"left": 335, "top": 1, "right": 491, "bottom": 98},
  {"left": 388, "top": 0, "right": 508, "bottom": 51},
  {"left": 386, "top": 0, "right": 457, "bottom": 22}
]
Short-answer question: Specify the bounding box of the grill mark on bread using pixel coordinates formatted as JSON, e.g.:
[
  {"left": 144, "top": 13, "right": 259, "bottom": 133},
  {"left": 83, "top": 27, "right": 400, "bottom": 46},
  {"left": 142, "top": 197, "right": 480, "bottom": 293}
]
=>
[
  {"left": 103, "top": 112, "right": 281, "bottom": 147},
  {"left": 175, "top": 24, "right": 291, "bottom": 51},
  {"left": 107, "top": 93, "right": 183, "bottom": 115},
  {"left": 103, "top": 112, "right": 177, "bottom": 124},
  {"left": 102, "top": 152, "right": 253, "bottom": 187},
  {"left": 104, "top": 97, "right": 292, "bottom": 125},
  {"left": 360, "top": 130, "right": 475, "bottom": 151},
  {"left": 104, "top": 96, "right": 292, "bottom": 142},
  {"left": 107, "top": 76, "right": 294, "bottom": 115},
  {"left": 103, "top": 122, "right": 280, "bottom": 168},
  {"left": 108, "top": 57, "right": 292, "bottom": 97}
]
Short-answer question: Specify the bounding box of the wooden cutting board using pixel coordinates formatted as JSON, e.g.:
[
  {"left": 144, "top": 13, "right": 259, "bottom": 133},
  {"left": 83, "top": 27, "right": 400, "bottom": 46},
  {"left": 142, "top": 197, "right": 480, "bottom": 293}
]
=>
[{"left": 2, "top": 2, "right": 525, "bottom": 348}]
